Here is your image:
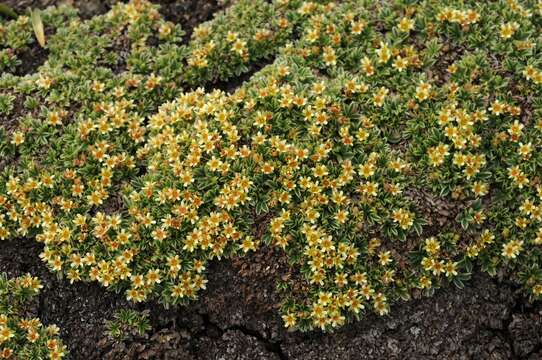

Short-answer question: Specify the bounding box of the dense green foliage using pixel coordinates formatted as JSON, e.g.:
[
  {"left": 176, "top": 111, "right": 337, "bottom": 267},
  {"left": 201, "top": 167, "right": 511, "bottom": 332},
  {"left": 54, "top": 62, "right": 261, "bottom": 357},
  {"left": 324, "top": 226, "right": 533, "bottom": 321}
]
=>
[{"left": 1, "top": 0, "right": 542, "bottom": 333}]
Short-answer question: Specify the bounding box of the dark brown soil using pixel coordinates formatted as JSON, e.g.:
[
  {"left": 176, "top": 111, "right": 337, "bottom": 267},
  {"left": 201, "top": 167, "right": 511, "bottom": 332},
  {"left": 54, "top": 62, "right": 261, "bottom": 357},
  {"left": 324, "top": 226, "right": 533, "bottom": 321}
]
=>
[
  {"left": 1, "top": 0, "right": 117, "bottom": 19},
  {"left": 12, "top": 43, "right": 48, "bottom": 76},
  {"left": 209, "top": 60, "right": 272, "bottom": 94},
  {"left": 154, "top": 0, "right": 228, "bottom": 40}
]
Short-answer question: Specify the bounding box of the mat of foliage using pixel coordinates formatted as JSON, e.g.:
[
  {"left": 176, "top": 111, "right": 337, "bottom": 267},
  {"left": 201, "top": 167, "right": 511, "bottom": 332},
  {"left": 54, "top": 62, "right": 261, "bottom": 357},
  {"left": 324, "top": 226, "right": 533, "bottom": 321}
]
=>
[{"left": 1, "top": 0, "right": 542, "bottom": 357}]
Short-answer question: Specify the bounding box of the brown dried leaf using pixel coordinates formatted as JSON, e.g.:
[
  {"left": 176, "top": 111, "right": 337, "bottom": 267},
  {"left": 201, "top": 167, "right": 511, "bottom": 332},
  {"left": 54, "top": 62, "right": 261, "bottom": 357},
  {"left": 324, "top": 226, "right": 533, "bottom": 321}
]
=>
[{"left": 30, "top": 9, "right": 46, "bottom": 47}]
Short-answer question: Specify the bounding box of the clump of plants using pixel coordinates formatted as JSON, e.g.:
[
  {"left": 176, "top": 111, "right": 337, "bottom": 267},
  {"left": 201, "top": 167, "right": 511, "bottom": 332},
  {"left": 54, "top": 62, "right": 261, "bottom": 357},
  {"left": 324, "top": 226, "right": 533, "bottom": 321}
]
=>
[
  {"left": 105, "top": 309, "right": 151, "bottom": 341},
  {"left": 1, "top": 0, "right": 542, "bottom": 333},
  {"left": 0, "top": 5, "right": 77, "bottom": 73},
  {"left": 0, "top": 273, "right": 67, "bottom": 359}
]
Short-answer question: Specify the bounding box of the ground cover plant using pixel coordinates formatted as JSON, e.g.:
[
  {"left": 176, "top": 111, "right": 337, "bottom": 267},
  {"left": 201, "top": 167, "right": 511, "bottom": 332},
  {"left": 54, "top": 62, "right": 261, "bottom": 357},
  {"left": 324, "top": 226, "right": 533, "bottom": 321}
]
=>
[
  {"left": 0, "top": 273, "right": 67, "bottom": 359},
  {"left": 1, "top": 0, "right": 542, "bottom": 348}
]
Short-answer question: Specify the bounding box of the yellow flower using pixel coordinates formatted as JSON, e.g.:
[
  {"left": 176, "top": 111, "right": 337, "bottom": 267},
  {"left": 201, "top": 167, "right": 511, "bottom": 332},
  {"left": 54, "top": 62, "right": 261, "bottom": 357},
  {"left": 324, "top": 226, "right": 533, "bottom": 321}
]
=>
[
  {"left": 231, "top": 38, "right": 247, "bottom": 56},
  {"left": 27, "top": 329, "right": 40, "bottom": 343},
  {"left": 373, "top": 293, "right": 388, "bottom": 315},
  {"left": 376, "top": 42, "right": 391, "bottom": 63},
  {"left": 517, "top": 142, "right": 532, "bottom": 159},
  {"left": 36, "top": 74, "right": 53, "bottom": 88},
  {"left": 501, "top": 240, "right": 523, "bottom": 259},
  {"left": 146, "top": 269, "right": 161, "bottom": 285},
  {"left": 424, "top": 237, "right": 440, "bottom": 254},
  {"left": 500, "top": 22, "right": 519, "bottom": 39},
  {"left": 471, "top": 181, "right": 488, "bottom": 197},
  {"left": 419, "top": 275, "right": 431, "bottom": 289},
  {"left": 11, "top": 131, "right": 25, "bottom": 146},
  {"left": 422, "top": 258, "right": 434, "bottom": 272},
  {"left": 522, "top": 65, "right": 538, "bottom": 80},
  {"left": 392, "top": 55, "right": 409, "bottom": 71},
  {"left": 391, "top": 208, "right": 414, "bottom": 229},
  {"left": 361, "top": 56, "right": 374, "bottom": 76},
  {"left": 281, "top": 312, "right": 297, "bottom": 328},
  {"left": 313, "top": 164, "right": 328, "bottom": 177},
  {"left": 519, "top": 199, "right": 535, "bottom": 215},
  {"left": 415, "top": 81, "right": 432, "bottom": 101},
  {"left": 322, "top": 46, "right": 337, "bottom": 67},
  {"left": 508, "top": 166, "right": 529, "bottom": 188},
  {"left": 351, "top": 20, "right": 366, "bottom": 35},
  {"left": 372, "top": 87, "right": 389, "bottom": 107},
  {"left": 427, "top": 143, "right": 450, "bottom": 166},
  {"left": 335, "top": 210, "right": 348, "bottom": 224},
  {"left": 378, "top": 250, "right": 392, "bottom": 266},
  {"left": 167, "top": 255, "right": 181, "bottom": 273},
  {"left": 490, "top": 99, "right": 505, "bottom": 115},
  {"left": 240, "top": 237, "right": 256, "bottom": 253},
  {"left": 350, "top": 297, "right": 364, "bottom": 314},
  {"left": 151, "top": 227, "right": 168, "bottom": 242},
  {"left": 87, "top": 191, "right": 104, "bottom": 206},
  {"left": 398, "top": 17, "right": 415, "bottom": 32},
  {"left": 47, "top": 111, "right": 63, "bottom": 126},
  {"left": 444, "top": 261, "right": 458, "bottom": 277},
  {"left": 91, "top": 80, "right": 105, "bottom": 93},
  {"left": 261, "top": 162, "right": 275, "bottom": 175},
  {"left": 430, "top": 260, "right": 444, "bottom": 276},
  {"left": 0, "top": 325, "right": 15, "bottom": 343},
  {"left": 317, "top": 292, "right": 332, "bottom": 305}
]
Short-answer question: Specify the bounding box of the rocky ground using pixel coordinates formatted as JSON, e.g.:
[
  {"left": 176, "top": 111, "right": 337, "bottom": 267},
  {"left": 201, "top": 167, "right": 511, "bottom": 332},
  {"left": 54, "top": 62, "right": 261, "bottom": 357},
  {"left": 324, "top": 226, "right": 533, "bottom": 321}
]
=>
[{"left": 1, "top": 0, "right": 542, "bottom": 359}]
